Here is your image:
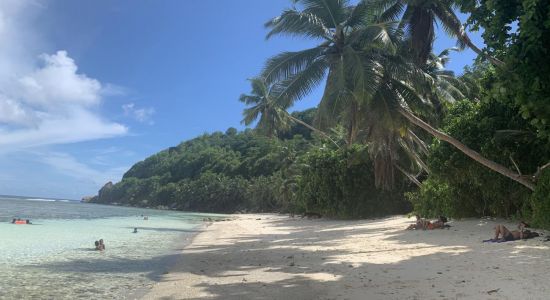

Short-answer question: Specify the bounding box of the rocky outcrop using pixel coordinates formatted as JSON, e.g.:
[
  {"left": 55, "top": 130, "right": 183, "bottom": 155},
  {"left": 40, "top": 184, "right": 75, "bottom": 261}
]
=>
[
  {"left": 90, "top": 181, "right": 114, "bottom": 203},
  {"left": 81, "top": 196, "right": 97, "bottom": 203}
]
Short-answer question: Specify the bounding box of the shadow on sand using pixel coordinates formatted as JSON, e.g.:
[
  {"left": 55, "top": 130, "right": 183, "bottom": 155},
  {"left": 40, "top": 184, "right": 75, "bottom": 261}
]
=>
[{"left": 30, "top": 216, "right": 550, "bottom": 299}]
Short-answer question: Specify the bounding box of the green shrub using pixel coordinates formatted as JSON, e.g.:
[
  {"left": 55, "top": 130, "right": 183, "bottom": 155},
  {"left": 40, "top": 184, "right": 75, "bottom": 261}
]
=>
[
  {"left": 295, "top": 145, "right": 411, "bottom": 218},
  {"left": 414, "top": 99, "right": 548, "bottom": 219},
  {"left": 530, "top": 169, "right": 550, "bottom": 229}
]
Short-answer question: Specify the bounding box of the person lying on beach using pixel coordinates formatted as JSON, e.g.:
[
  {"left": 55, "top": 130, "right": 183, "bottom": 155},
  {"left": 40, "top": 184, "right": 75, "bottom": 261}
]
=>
[
  {"left": 406, "top": 215, "right": 449, "bottom": 230},
  {"left": 486, "top": 221, "right": 540, "bottom": 242}
]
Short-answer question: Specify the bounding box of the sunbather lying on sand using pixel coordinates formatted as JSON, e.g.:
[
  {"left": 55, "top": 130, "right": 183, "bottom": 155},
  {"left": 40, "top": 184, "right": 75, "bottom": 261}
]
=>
[
  {"left": 406, "top": 215, "right": 448, "bottom": 230},
  {"left": 486, "top": 221, "right": 540, "bottom": 242}
]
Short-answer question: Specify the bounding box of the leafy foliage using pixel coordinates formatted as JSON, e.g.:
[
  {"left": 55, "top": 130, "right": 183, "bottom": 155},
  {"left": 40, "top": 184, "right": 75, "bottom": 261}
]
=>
[
  {"left": 94, "top": 0, "right": 550, "bottom": 228},
  {"left": 530, "top": 169, "right": 550, "bottom": 228},
  {"left": 92, "top": 118, "right": 411, "bottom": 217},
  {"left": 295, "top": 145, "right": 411, "bottom": 218},
  {"left": 408, "top": 97, "right": 550, "bottom": 220},
  {"left": 458, "top": 0, "right": 550, "bottom": 138}
]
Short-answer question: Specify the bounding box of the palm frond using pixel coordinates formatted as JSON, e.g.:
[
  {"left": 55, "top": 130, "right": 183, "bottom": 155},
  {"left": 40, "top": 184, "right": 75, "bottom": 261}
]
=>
[
  {"left": 271, "top": 57, "right": 328, "bottom": 107},
  {"left": 262, "top": 47, "right": 327, "bottom": 84},
  {"left": 344, "top": 0, "right": 370, "bottom": 28},
  {"left": 297, "top": 0, "right": 350, "bottom": 28},
  {"left": 377, "top": 0, "right": 405, "bottom": 22},
  {"left": 265, "top": 9, "right": 333, "bottom": 40}
]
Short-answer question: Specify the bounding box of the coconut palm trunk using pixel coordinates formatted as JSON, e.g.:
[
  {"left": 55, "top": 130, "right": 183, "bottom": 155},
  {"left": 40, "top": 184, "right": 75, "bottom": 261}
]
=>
[
  {"left": 287, "top": 114, "right": 340, "bottom": 148},
  {"left": 459, "top": 34, "right": 504, "bottom": 67},
  {"left": 398, "top": 107, "right": 535, "bottom": 191},
  {"left": 394, "top": 164, "right": 422, "bottom": 187}
]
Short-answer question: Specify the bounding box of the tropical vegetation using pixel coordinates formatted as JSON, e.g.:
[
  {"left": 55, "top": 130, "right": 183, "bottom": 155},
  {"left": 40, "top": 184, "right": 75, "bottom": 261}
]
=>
[{"left": 93, "top": 0, "right": 550, "bottom": 228}]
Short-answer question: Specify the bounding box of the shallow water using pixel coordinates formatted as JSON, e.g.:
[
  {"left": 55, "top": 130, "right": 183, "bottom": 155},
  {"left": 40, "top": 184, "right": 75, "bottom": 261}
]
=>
[{"left": 0, "top": 196, "right": 220, "bottom": 299}]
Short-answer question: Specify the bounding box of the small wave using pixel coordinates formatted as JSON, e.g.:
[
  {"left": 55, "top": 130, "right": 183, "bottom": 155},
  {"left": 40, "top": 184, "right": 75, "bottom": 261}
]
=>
[{"left": 25, "top": 198, "right": 56, "bottom": 202}]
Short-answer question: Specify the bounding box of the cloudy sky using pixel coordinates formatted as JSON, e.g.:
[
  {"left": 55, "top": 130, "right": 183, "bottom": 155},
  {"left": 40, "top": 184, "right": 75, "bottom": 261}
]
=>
[{"left": 0, "top": 0, "right": 481, "bottom": 199}]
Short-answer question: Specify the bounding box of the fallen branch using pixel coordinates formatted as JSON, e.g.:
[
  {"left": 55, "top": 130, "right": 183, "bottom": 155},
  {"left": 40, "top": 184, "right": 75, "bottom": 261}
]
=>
[
  {"left": 509, "top": 155, "right": 522, "bottom": 176},
  {"left": 394, "top": 164, "right": 422, "bottom": 188},
  {"left": 533, "top": 162, "right": 550, "bottom": 180}
]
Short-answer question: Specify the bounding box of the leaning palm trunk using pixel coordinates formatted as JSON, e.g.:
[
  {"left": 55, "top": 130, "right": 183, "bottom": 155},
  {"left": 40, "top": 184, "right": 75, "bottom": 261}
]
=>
[
  {"left": 460, "top": 34, "right": 504, "bottom": 67},
  {"left": 398, "top": 107, "right": 535, "bottom": 191},
  {"left": 287, "top": 115, "right": 340, "bottom": 148},
  {"left": 394, "top": 164, "right": 422, "bottom": 188}
]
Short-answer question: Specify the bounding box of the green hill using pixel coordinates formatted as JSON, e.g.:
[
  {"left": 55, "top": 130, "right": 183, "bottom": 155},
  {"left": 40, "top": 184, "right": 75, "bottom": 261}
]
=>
[{"left": 90, "top": 110, "right": 411, "bottom": 217}]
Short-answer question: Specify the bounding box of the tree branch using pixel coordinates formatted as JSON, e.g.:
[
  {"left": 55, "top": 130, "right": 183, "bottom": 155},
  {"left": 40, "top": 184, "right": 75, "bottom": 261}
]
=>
[
  {"left": 394, "top": 164, "right": 422, "bottom": 188},
  {"left": 398, "top": 107, "right": 535, "bottom": 191},
  {"left": 287, "top": 114, "right": 341, "bottom": 148},
  {"left": 509, "top": 155, "right": 522, "bottom": 176},
  {"left": 533, "top": 162, "right": 550, "bottom": 180}
]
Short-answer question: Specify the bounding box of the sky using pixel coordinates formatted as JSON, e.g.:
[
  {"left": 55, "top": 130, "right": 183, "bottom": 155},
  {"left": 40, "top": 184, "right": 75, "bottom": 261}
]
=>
[{"left": 0, "top": 0, "right": 483, "bottom": 200}]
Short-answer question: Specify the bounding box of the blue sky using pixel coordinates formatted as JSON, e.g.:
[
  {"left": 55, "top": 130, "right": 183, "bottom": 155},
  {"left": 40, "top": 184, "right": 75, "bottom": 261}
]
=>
[{"left": 0, "top": 0, "right": 482, "bottom": 200}]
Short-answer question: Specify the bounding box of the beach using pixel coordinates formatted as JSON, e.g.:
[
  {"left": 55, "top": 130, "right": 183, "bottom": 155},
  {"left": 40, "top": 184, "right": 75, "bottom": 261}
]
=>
[{"left": 144, "top": 214, "right": 550, "bottom": 300}]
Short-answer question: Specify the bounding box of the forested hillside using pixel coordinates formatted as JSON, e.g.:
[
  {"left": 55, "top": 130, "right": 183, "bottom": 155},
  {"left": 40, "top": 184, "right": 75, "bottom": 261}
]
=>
[
  {"left": 92, "top": 0, "right": 550, "bottom": 228},
  {"left": 90, "top": 110, "right": 412, "bottom": 217}
]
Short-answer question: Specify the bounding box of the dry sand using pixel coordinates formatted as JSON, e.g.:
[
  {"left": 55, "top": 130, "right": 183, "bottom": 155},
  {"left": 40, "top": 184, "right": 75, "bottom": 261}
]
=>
[{"left": 142, "top": 214, "right": 550, "bottom": 300}]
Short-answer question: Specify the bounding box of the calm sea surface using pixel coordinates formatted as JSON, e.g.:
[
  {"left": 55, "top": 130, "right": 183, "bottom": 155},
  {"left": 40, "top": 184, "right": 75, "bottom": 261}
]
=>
[{"left": 0, "top": 196, "right": 220, "bottom": 299}]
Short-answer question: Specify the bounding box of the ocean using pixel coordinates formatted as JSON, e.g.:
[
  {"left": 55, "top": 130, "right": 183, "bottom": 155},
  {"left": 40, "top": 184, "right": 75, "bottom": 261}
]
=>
[{"left": 0, "top": 196, "right": 220, "bottom": 299}]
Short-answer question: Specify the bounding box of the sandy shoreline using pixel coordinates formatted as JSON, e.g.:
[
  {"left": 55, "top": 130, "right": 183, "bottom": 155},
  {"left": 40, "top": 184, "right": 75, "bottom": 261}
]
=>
[{"left": 142, "top": 214, "right": 550, "bottom": 300}]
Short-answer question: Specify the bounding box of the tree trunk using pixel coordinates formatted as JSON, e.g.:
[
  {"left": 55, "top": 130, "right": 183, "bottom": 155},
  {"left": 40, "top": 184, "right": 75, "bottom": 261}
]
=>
[
  {"left": 347, "top": 100, "right": 359, "bottom": 146},
  {"left": 460, "top": 34, "right": 504, "bottom": 67},
  {"left": 395, "top": 164, "right": 422, "bottom": 188},
  {"left": 398, "top": 108, "right": 535, "bottom": 191},
  {"left": 288, "top": 115, "right": 340, "bottom": 148}
]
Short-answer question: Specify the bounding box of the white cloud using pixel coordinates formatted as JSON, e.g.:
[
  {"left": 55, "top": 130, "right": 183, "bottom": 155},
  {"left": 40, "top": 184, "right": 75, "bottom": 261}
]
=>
[
  {"left": 0, "top": 1, "right": 128, "bottom": 151},
  {"left": 0, "top": 108, "right": 127, "bottom": 149},
  {"left": 17, "top": 51, "right": 102, "bottom": 108},
  {"left": 0, "top": 96, "right": 35, "bottom": 126},
  {"left": 39, "top": 151, "right": 128, "bottom": 186},
  {"left": 122, "top": 103, "right": 155, "bottom": 124}
]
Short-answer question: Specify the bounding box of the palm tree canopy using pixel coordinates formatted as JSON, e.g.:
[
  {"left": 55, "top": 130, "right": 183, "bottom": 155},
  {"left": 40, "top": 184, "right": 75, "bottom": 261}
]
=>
[
  {"left": 262, "top": 0, "right": 439, "bottom": 188},
  {"left": 375, "top": 0, "right": 502, "bottom": 66},
  {"left": 239, "top": 78, "right": 291, "bottom": 138},
  {"left": 249, "top": 0, "right": 531, "bottom": 190}
]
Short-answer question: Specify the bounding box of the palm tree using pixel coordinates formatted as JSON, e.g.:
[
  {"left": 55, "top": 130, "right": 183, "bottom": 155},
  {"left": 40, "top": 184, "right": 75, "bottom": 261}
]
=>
[
  {"left": 422, "top": 48, "right": 477, "bottom": 118},
  {"left": 240, "top": 77, "right": 339, "bottom": 146},
  {"left": 262, "top": 0, "right": 534, "bottom": 190},
  {"left": 263, "top": 0, "right": 398, "bottom": 145},
  {"left": 377, "top": 0, "right": 503, "bottom": 66},
  {"left": 263, "top": 0, "right": 433, "bottom": 187},
  {"left": 239, "top": 78, "right": 290, "bottom": 138}
]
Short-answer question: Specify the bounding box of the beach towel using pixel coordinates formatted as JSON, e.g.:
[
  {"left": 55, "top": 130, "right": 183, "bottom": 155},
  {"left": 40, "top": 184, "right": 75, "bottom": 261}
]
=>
[
  {"left": 483, "top": 239, "right": 510, "bottom": 243},
  {"left": 483, "top": 231, "right": 542, "bottom": 243}
]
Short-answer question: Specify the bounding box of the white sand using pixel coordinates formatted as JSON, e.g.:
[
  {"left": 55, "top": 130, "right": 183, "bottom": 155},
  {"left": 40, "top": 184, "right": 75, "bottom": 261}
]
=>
[{"left": 142, "top": 214, "right": 550, "bottom": 300}]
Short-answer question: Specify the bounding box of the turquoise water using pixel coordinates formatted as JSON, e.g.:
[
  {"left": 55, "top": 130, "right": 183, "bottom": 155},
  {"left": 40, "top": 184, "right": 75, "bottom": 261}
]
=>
[{"left": 0, "top": 196, "right": 220, "bottom": 299}]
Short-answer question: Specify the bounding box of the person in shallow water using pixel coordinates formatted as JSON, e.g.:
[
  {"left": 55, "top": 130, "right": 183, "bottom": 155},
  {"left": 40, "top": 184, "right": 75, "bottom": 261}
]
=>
[
  {"left": 133, "top": 228, "right": 138, "bottom": 233},
  {"left": 11, "top": 218, "right": 16, "bottom": 224},
  {"left": 94, "top": 241, "right": 100, "bottom": 250},
  {"left": 99, "top": 239, "right": 105, "bottom": 250}
]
